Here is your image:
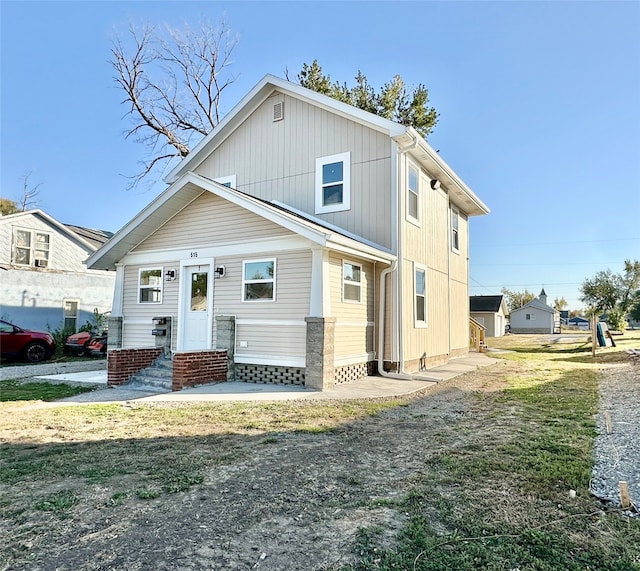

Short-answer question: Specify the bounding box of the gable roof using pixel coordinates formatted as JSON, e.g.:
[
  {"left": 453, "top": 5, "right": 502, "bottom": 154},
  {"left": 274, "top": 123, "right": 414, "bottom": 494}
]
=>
[
  {"left": 0, "top": 209, "right": 108, "bottom": 252},
  {"left": 511, "top": 297, "right": 558, "bottom": 315},
  {"left": 63, "top": 224, "right": 113, "bottom": 249},
  {"left": 164, "top": 74, "right": 489, "bottom": 217},
  {"left": 86, "top": 172, "right": 397, "bottom": 271},
  {"left": 470, "top": 295, "right": 505, "bottom": 313}
]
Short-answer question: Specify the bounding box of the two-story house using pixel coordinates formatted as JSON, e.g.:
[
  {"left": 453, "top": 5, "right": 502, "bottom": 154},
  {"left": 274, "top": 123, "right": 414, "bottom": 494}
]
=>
[
  {"left": 0, "top": 209, "right": 115, "bottom": 332},
  {"left": 87, "top": 75, "right": 489, "bottom": 391}
]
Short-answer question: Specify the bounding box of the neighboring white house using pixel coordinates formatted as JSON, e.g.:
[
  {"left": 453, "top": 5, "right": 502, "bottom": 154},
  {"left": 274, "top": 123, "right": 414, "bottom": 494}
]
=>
[
  {"left": 0, "top": 209, "right": 115, "bottom": 332},
  {"left": 87, "top": 74, "right": 490, "bottom": 391},
  {"left": 509, "top": 288, "right": 560, "bottom": 334},
  {"left": 469, "top": 295, "right": 508, "bottom": 337}
]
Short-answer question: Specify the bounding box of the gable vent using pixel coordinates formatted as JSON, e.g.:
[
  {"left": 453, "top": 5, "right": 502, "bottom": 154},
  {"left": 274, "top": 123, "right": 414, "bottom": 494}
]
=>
[{"left": 272, "top": 101, "right": 284, "bottom": 122}]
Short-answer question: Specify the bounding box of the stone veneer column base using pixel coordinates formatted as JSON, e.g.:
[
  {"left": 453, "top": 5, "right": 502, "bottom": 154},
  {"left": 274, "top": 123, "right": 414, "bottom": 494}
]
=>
[{"left": 305, "top": 317, "right": 336, "bottom": 391}]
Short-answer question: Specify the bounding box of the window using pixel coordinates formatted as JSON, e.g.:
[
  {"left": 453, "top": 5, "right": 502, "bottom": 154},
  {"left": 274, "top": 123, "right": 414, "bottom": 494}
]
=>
[
  {"left": 414, "top": 265, "right": 427, "bottom": 327},
  {"left": 407, "top": 164, "right": 419, "bottom": 222},
  {"left": 13, "top": 228, "right": 50, "bottom": 267},
  {"left": 243, "top": 259, "right": 276, "bottom": 301},
  {"left": 343, "top": 262, "right": 362, "bottom": 303},
  {"left": 526, "top": 313, "right": 536, "bottom": 321},
  {"left": 451, "top": 206, "right": 460, "bottom": 252},
  {"left": 315, "top": 152, "right": 350, "bottom": 214},
  {"left": 190, "top": 272, "right": 208, "bottom": 311},
  {"left": 214, "top": 175, "right": 237, "bottom": 188},
  {"left": 63, "top": 300, "right": 79, "bottom": 331},
  {"left": 138, "top": 268, "right": 163, "bottom": 304}
]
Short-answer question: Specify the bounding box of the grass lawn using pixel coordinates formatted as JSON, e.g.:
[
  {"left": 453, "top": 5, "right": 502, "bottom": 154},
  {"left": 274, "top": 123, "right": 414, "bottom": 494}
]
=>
[
  {"left": 0, "top": 379, "right": 96, "bottom": 402},
  {"left": 345, "top": 331, "right": 640, "bottom": 570},
  {"left": 1, "top": 331, "right": 639, "bottom": 570}
]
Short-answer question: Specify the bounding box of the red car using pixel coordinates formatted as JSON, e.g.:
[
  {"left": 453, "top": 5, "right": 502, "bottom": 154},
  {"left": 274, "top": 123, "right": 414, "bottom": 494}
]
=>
[{"left": 0, "top": 319, "right": 56, "bottom": 363}]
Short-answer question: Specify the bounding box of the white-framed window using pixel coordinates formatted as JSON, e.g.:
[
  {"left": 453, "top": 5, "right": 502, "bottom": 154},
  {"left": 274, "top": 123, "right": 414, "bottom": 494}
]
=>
[
  {"left": 414, "top": 263, "right": 427, "bottom": 327},
  {"left": 214, "top": 175, "right": 237, "bottom": 188},
  {"left": 138, "top": 267, "right": 163, "bottom": 304},
  {"left": 12, "top": 227, "right": 50, "bottom": 267},
  {"left": 407, "top": 163, "right": 420, "bottom": 224},
  {"left": 451, "top": 206, "right": 460, "bottom": 253},
  {"left": 342, "top": 261, "right": 362, "bottom": 303},
  {"left": 63, "top": 299, "right": 79, "bottom": 331},
  {"left": 315, "top": 152, "right": 351, "bottom": 214},
  {"left": 526, "top": 313, "right": 536, "bottom": 321},
  {"left": 243, "top": 259, "right": 276, "bottom": 302}
]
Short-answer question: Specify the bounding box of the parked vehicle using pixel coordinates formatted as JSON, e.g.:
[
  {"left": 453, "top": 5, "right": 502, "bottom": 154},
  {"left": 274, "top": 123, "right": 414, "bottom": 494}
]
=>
[
  {"left": 86, "top": 333, "right": 107, "bottom": 357},
  {"left": 63, "top": 330, "right": 94, "bottom": 356},
  {"left": 0, "top": 319, "right": 56, "bottom": 363}
]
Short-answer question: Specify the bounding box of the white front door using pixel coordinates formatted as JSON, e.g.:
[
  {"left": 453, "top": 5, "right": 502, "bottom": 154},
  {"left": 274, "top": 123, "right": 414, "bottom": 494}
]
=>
[{"left": 181, "top": 265, "right": 212, "bottom": 350}]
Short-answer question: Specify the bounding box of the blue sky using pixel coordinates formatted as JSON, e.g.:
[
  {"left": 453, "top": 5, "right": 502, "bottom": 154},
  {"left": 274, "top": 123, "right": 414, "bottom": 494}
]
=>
[{"left": 1, "top": 1, "right": 639, "bottom": 310}]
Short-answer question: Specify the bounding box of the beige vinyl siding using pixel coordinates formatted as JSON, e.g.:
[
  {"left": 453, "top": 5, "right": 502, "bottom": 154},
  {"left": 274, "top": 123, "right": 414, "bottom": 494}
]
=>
[
  {"left": 328, "top": 252, "right": 375, "bottom": 359},
  {"left": 235, "top": 324, "right": 305, "bottom": 358},
  {"left": 401, "top": 261, "right": 451, "bottom": 361},
  {"left": 121, "top": 261, "right": 180, "bottom": 348},
  {"left": 449, "top": 208, "right": 469, "bottom": 351},
  {"left": 213, "top": 249, "right": 311, "bottom": 360},
  {"left": 450, "top": 279, "right": 470, "bottom": 350},
  {"left": 449, "top": 209, "right": 468, "bottom": 282},
  {"left": 135, "top": 192, "right": 295, "bottom": 252},
  {"left": 402, "top": 167, "right": 449, "bottom": 272},
  {"left": 399, "top": 155, "right": 454, "bottom": 363},
  {"left": 193, "top": 93, "right": 393, "bottom": 249}
]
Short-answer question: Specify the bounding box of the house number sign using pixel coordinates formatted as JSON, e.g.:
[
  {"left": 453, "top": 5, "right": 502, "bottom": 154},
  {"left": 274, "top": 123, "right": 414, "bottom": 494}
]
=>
[{"left": 190, "top": 251, "right": 198, "bottom": 258}]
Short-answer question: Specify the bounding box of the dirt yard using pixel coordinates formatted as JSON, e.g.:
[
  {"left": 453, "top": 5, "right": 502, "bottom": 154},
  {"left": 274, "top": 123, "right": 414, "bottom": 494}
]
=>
[
  {"left": 2, "top": 343, "right": 638, "bottom": 571},
  {"left": 1, "top": 364, "right": 516, "bottom": 571}
]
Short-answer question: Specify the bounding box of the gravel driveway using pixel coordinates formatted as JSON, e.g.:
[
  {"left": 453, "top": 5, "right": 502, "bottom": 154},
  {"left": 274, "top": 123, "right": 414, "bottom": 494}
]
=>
[
  {"left": 591, "top": 361, "right": 640, "bottom": 512},
  {"left": 0, "top": 359, "right": 106, "bottom": 381}
]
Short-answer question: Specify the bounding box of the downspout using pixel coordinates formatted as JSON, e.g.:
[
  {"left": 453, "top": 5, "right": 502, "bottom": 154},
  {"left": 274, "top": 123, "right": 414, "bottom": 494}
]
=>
[
  {"left": 395, "top": 136, "right": 418, "bottom": 375},
  {"left": 447, "top": 207, "right": 452, "bottom": 355},
  {"left": 377, "top": 260, "right": 439, "bottom": 382}
]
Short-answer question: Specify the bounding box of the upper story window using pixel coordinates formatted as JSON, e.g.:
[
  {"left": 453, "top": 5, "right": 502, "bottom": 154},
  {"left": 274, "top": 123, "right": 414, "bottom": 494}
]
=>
[
  {"left": 342, "top": 261, "right": 362, "bottom": 303},
  {"left": 414, "top": 264, "right": 428, "bottom": 327},
  {"left": 526, "top": 313, "right": 536, "bottom": 321},
  {"left": 243, "top": 259, "right": 276, "bottom": 302},
  {"left": 214, "top": 175, "right": 237, "bottom": 188},
  {"left": 139, "top": 268, "right": 163, "bottom": 304},
  {"left": 315, "top": 152, "right": 351, "bottom": 214},
  {"left": 407, "top": 164, "right": 419, "bottom": 224},
  {"left": 451, "top": 206, "right": 460, "bottom": 253},
  {"left": 13, "top": 228, "right": 50, "bottom": 267}
]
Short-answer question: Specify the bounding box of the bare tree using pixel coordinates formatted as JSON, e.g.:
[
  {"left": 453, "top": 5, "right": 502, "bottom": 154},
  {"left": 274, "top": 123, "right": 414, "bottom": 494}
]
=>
[
  {"left": 19, "top": 172, "right": 43, "bottom": 211},
  {"left": 111, "top": 20, "right": 238, "bottom": 188}
]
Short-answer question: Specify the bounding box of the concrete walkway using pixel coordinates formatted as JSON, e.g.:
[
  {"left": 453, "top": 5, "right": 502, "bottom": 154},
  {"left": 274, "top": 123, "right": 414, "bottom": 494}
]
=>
[{"left": 23, "top": 352, "right": 500, "bottom": 404}]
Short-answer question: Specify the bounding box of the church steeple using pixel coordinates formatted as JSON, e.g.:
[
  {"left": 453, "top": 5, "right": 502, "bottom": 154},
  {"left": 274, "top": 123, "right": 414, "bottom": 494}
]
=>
[{"left": 539, "top": 288, "right": 547, "bottom": 306}]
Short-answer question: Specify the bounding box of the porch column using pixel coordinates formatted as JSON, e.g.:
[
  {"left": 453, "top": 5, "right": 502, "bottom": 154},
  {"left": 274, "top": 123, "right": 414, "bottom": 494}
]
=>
[
  {"left": 309, "top": 248, "right": 331, "bottom": 317},
  {"left": 107, "top": 263, "right": 125, "bottom": 349},
  {"left": 216, "top": 315, "right": 236, "bottom": 381},
  {"left": 305, "top": 317, "right": 335, "bottom": 390}
]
